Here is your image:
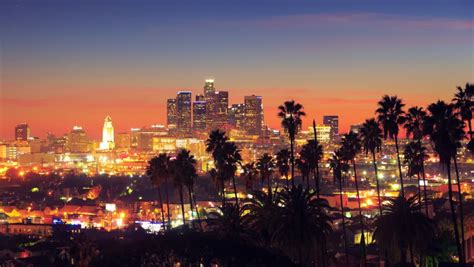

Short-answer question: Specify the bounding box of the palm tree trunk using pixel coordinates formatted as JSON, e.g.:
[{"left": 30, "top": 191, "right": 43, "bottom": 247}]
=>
[
  {"left": 372, "top": 150, "right": 382, "bottom": 215},
  {"left": 285, "top": 173, "right": 289, "bottom": 188},
  {"left": 157, "top": 186, "right": 166, "bottom": 231},
  {"left": 191, "top": 188, "right": 203, "bottom": 231},
  {"left": 394, "top": 135, "right": 405, "bottom": 197},
  {"left": 187, "top": 187, "right": 195, "bottom": 230},
  {"left": 290, "top": 135, "right": 295, "bottom": 188},
  {"left": 353, "top": 160, "right": 367, "bottom": 267},
  {"left": 446, "top": 162, "right": 463, "bottom": 262},
  {"left": 416, "top": 173, "right": 422, "bottom": 212},
  {"left": 267, "top": 174, "right": 272, "bottom": 196},
  {"left": 179, "top": 186, "right": 186, "bottom": 226},
  {"left": 468, "top": 119, "right": 473, "bottom": 140},
  {"left": 220, "top": 172, "right": 226, "bottom": 207},
  {"left": 453, "top": 157, "right": 466, "bottom": 264},
  {"left": 232, "top": 174, "right": 239, "bottom": 205},
  {"left": 418, "top": 138, "right": 429, "bottom": 217},
  {"left": 164, "top": 176, "right": 171, "bottom": 229},
  {"left": 314, "top": 167, "right": 320, "bottom": 199},
  {"left": 312, "top": 120, "right": 321, "bottom": 198},
  {"left": 338, "top": 173, "right": 350, "bottom": 266}
]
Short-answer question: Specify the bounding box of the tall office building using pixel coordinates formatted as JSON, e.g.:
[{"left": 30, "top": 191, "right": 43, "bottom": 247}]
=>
[
  {"left": 323, "top": 115, "right": 339, "bottom": 139},
  {"left": 193, "top": 96, "right": 207, "bottom": 131},
  {"left": 176, "top": 91, "right": 192, "bottom": 135},
  {"left": 100, "top": 116, "right": 115, "bottom": 150},
  {"left": 203, "top": 79, "right": 216, "bottom": 130},
  {"left": 213, "top": 91, "right": 229, "bottom": 129},
  {"left": 229, "top": 103, "right": 245, "bottom": 129},
  {"left": 15, "top": 124, "right": 30, "bottom": 141},
  {"left": 244, "top": 95, "right": 264, "bottom": 135},
  {"left": 115, "top": 132, "right": 131, "bottom": 151},
  {"left": 68, "top": 126, "right": 90, "bottom": 153},
  {"left": 167, "top": 99, "right": 178, "bottom": 130}
]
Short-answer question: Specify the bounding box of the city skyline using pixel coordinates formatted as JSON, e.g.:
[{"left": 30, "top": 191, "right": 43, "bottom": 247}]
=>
[{"left": 1, "top": 0, "right": 473, "bottom": 139}]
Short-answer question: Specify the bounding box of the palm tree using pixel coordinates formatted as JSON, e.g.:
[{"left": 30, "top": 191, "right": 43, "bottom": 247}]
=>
[
  {"left": 295, "top": 157, "right": 310, "bottom": 189},
  {"left": 301, "top": 139, "right": 323, "bottom": 197},
  {"left": 273, "top": 185, "right": 332, "bottom": 265},
  {"left": 312, "top": 120, "right": 324, "bottom": 198},
  {"left": 241, "top": 162, "right": 257, "bottom": 192},
  {"left": 256, "top": 153, "right": 275, "bottom": 194},
  {"left": 329, "top": 150, "right": 350, "bottom": 266},
  {"left": 359, "top": 118, "right": 383, "bottom": 215},
  {"left": 222, "top": 141, "right": 242, "bottom": 205},
  {"left": 424, "top": 101, "right": 465, "bottom": 263},
  {"left": 206, "top": 130, "right": 229, "bottom": 206},
  {"left": 374, "top": 196, "right": 434, "bottom": 265},
  {"left": 341, "top": 131, "right": 367, "bottom": 266},
  {"left": 453, "top": 83, "right": 473, "bottom": 141},
  {"left": 171, "top": 149, "right": 197, "bottom": 226},
  {"left": 404, "top": 106, "right": 430, "bottom": 216},
  {"left": 276, "top": 149, "right": 291, "bottom": 187},
  {"left": 403, "top": 141, "right": 429, "bottom": 214},
  {"left": 207, "top": 203, "right": 248, "bottom": 241},
  {"left": 146, "top": 155, "right": 169, "bottom": 230},
  {"left": 277, "top": 100, "right": 306, "bottom": 188},
  {"left": 376, "top": 95, "right": 406, "bottom": 197}
]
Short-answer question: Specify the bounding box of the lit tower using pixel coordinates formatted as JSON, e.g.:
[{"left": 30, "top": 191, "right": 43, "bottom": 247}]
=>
[{"left": 100, "top": 116, "right": 115, "bottom": 150}]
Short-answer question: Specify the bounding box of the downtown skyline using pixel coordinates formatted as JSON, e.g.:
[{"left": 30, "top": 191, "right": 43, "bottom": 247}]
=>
[{"left": 1, "top": 0, "right": 473, "bottom": 138}]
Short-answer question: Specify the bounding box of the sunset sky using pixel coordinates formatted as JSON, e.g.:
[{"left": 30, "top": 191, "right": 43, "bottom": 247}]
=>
[{"left": 1, "top": 0, "right": 473, "bottom": 139}]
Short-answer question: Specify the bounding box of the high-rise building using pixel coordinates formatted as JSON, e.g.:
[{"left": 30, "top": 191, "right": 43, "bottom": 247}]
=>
[
  {"left": 68, "top": 126, "right": 90, "bottom": 153},
  {"left": 193, "top": 97, "right": 207, "bottom": 131},
  {"left": 203, "top": 79, "right": 216, "bottom": 130},
  {"left": 244, "top": 95, "right": 264, "bottom": 135},
  {"left": 15, "top": 124, "right": 30, "bottom": 141},
  {"left": 229, "top": 103, "right": 245, "bottom": 129},
  {"left": 213, "top": 91, "right": 229, "bottom": 129},
  {"left": 167, "top": 99, "right": 178, "bottom": 130},
  {"left": 323, "top": 115, "right": 339, "bottom": 139},
  {"left": 115, "top": 132, "right": 131, "bottom": 151},
  {"left": 100, "top": 116, "right": 115, "bottom": 150},
  {"left": 176, "top": 91, "right": 192, "bottom": 135}
]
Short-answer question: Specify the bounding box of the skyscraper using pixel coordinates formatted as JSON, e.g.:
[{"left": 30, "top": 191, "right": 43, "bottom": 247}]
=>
[
  {"left": 15, "top": 124, "right": 30, "bottom": 141},
  {"left": 323, "top": 115, "right": 339, "bottom": 139},
  {"left": 213, "top": 91, "right": 229, "bottom": 129},
  {"left": 100, "top": 116, "right": 115, "bottom": 150},
  {"left": 167, "top": 98, "right": 178, "bottom": 130},
  {"left": 176, "top": 91, "right": 192, "bottom": 135},
  {"left": 203, "top": 79, "right": 216, "bottom": 130},
  {"left": 229, "top": 103, "right": 245, "bottom": 129},
  {"left": 193, "top": 96, "right": 206, "bottom": 131},
  {"left": 244, "top": 95, "right": 264, "bottom": 135},
  {"left": 68, "top": 126, "right": 90, "bottom": 153}
]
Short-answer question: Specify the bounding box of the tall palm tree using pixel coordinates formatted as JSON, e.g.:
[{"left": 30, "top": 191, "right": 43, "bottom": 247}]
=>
[
  {"left": 241, "top": 162, "right": 257, "bottom": 192},
  {"left": 146, "top": 155, "right": 169, "bottom": 230},
  {"left": 359, "top": 118, "right": 383, "bottom": 215},
  {"left": 376, "top": 95, "right": 406, "bottom": 197},
  {"left": 453, "top": 83, "right": 473, "bottom": 141},
  {"left": 276, "top": 149, "right": 291, "bottom": 187},
  {"left": 374, "top": 196, "right": 434, "bottom": 265},
  {"left": 403, "top": 141, "right": 428, "bottom": 214},
  {"left": 295, "top": 157, "right": 310, "bottom": 189},
  {"left": 222, "top": 141, "right": 242, "bottom": 205},
  {"left": 312, "top": 120, "right": 324, "bottom": 198},
  {"left": 273, "top": 185, "right": 332, "bottom": 265},
  {"left": 206, "top": 130, "right": 229, "bottom": 206},
  {"left": 301, "top": 139, "right": 323, "bottom": 197},
  {"left": 404, "top": 106, "right": 429, "bottom": 216},
  {"left": 176, "top": 150, "right": 200, "bottom": 229},
  {"left": 256, "top": 153, "right": 275, "bottom": 194},
  {"left": 329, "top": 150, "right": 350, "bottom": 266},
  {"left": 277, "top": 100, "right": 306, "bottom": 188},
  {"left": 341, "top": 131, "right": 367, "bottom": 266},
  {"left": 207, "top": 203, "right": 248, "bottom": 241},
  {"left": 424, "top": 101, "right": 465, "bottom": 263}
]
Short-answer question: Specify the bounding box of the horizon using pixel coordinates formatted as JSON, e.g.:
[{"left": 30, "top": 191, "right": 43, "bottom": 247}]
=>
[{"left": 1, "top": 0, "right": 473, "bottom": 139}]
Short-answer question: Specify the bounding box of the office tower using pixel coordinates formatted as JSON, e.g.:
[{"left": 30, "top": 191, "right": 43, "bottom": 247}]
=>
[
  {"left": 167, "top": 98, "right": 178, "bottom": 130},
  {"left": 100, "top": 116, "right": 115, "bottom": 150},
  {"left": 68, "top": 126, "right": 90, "bottom": 153},
  {"left": 115, "top": 132, "right": 131, "bottom": 151},
  {"left": 323, "top": 115, "right": 339, "bottom": 139},
  {"left": 203, "top": 79, "right": 216, "bottom": 130},
  {"left": 176, "top": 91, "right": 192, "bottom": 135},
  {"left": 15, "top": 124, "right": 30, "bottom": 141},
  {"left": 193, "top": 96, "right": 207, "bottom": 131},
  {"left": 244, "top": 95, "right": 264, "bottom": 135},
  {"left": 229, "top": 103, "right": 245, "bottom": 129},
  {"left": 213, "top": 91, "right": 229, "bottom": 129}
]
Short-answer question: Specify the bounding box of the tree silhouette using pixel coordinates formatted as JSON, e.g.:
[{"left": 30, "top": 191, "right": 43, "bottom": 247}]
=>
[
  {"left": 403, "top": 141, "right": 428, "bottom": 214},
  {"left": 276, "top": 149, "right": 291, "bottom": 187},
  {"left": 301, "top": 139, "right": 323, "bottom": 197},
  {"left": 453, "top": 83, "right": 473, "bottom": 152},
  {"left": 256, "top": 153, "right": 275, "bottom": 194},
  {"left": 146, "top": 155, "right": 170, "bottom": 230},
  {"left": 240, "top": 162, "right": 257, "bottom": 192}
]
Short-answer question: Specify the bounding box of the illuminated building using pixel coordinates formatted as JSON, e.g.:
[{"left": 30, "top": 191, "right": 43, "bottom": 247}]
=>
[
  {"left": 213, "top": 91, "right": 229, "bottom": 129},
  {"left": 203, "top": 79, "right": 216, "bottom": 130},
  {"left": 193, "top": 98, "right": 206, "bottom": 131},
  {"left": 115, "top": 132, "right": 131, "bottom": 151},
  {"left": 350, "top": 124, "right": 363, "bottom": 134},
  {"left": 68, "top": 126, "right": 90, "bottom": 153},
  {"left": 130, "top": 128, "right": 140, "bottom": 148},
  {"left": 15, "top": 124, "right": 30, "bottom": 141},
  {"left": 0, "top": 144, "right": 6, "bottom": 160},
  {"left": 323, "top": 115, "right": 339, "bottom": 139},
  {"left": 136, "top": 125, "right": 168, "bottom": 151},
  {"left": 244, "top": 95, "right": 264, "bottom": 135},
  {"left": 229, "top": 103, "right": 245, "bottom": 129},
  {"left": 166, "top": 98, "right": 178, "bottom": 131},
  {"left": 299, "top": 125, "right": 331, "bottom": 144},
  {"left": 99, "top": 116, "right": 115, "bottom": 150},
  {"left": 176, "top": 91, "right": 192, "bottom": 135}
]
